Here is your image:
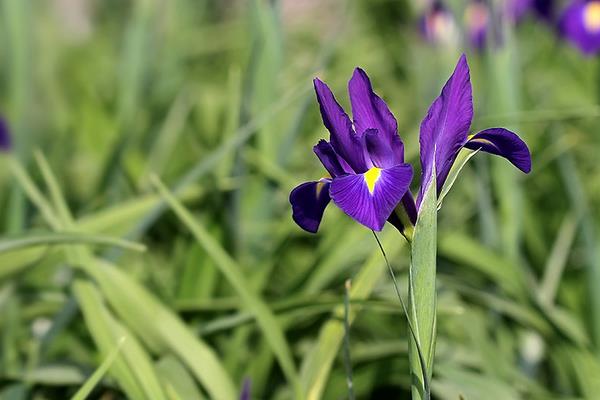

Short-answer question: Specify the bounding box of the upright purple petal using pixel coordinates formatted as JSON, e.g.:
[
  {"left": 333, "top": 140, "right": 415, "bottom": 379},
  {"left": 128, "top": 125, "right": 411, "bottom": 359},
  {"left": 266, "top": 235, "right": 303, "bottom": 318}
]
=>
[
  {"left": 559, "top": 0, "right": 600, "bottom": 56},
  {"left": 465, "top": 128, "right": 532, "bottom": 173},
  {"left": 290, "top": 180, "right": 331, "bottom": 233},
  {"left": 418, "top": 54, "right": 473, "bottom": 208},
  {"left": 364, "top": 129, "right": 404, "bottom": 168},
  {"left": 314, "top": 78, "right": 367, "bottom": 172},
  {"left": 0, "top": 117, "right": 11, "bottom": 152},
  {"left": 348, "top": 68, "right": 402, "bottom": 150},
  {"left": 313, "top": 140, "right": 353, "bottom": 177},
  {"left": 330, "top": 164, "right": 413, "bottom": 231}
]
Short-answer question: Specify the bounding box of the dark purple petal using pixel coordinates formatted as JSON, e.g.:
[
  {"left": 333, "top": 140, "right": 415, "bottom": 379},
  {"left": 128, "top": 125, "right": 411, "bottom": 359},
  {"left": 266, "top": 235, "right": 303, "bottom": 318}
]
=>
[
  {"left": 330, "top": 164, "right": 413, "bottom": 231},
  {"left": 364, "top": 129, "right": 404, "bottom": 168},
  {"left": 0, "top": 118, "right": 11, "bottom": 152},
  {"left": 313, "top": 139, "right": 353, "bottom": 177},
  {"left": 418, "top": 54, "right": 473, "bottom": 208},
  {"left": 559, "top": 0, "right": 600, "bottom": 56},
  {"left": 240, "top": 378, "right": 251, "bottom": 400},
  {"left": 290, "top": 180, "right": 331, "bottom": 233},
  {"left": 533, "top": 0, "right": 554, "bottom": 20},
  {"left": 387, "top": 191, "right": 418, "bottom": 235},
  {"left": 348, "top": 68, "right": 402, "bottom": 150},
  {"left": 314, "top": 78, "right": 367, "bottom": 172},
  {"left": 465, "top": 128, "right": 532, "bottom": 173}
]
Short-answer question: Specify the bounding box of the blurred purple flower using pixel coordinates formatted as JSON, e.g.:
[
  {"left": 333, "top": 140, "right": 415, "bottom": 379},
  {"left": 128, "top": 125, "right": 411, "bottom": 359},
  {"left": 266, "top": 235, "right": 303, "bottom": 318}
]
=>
[
  {"left": 0, "top": 117, "right": 11, "bottom": 152},
  {"left": 420, "top": 1, "right": 459, "bottom": 45},
  {"left": 290, "top": 55, "right": 531, "bottom": 235},
  {"left": 559, "top": 0, "right": 600, "bottom": 55},
  {"left": 508, "top": 0, "right": 555, "bottom": 22},
  {"left": 464, "top": 0, "right": 491, "bottom": 49}
]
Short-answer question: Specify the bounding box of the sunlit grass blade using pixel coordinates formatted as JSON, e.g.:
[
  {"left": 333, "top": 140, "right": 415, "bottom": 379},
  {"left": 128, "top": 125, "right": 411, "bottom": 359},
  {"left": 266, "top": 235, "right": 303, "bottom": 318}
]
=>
[
  {"left": 80, "top": 258, "right": 238, "bottom": 400},
  {"left": 300, "top": 231, "right": 405, "bottom": 400},
  {"left": 151, "top": 174, "right": 303, "bottom": 399},
  {"left": 73, "top": 280, "right": 165, "bottom": 400},
  {"left": 70, "top": 337, "right": 126, "bottom": 400},
  {"left": 0, "top": 233, "right": 146, "bottom": 254}
]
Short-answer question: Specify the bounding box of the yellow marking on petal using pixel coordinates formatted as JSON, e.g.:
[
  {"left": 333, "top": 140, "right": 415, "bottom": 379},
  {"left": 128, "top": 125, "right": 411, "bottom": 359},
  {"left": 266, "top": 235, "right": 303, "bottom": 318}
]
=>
[
  {"left": 364, "top": 167, "right": 382, "bottom": 194},
  {"left": 470, "top": 137, "right": 495, "bottom": 147},
  {"left": 315, "top": 180, "right": 326, "bottom": 197},
  {"left": 585, "top": 2, "right": 600, "bottom": 33}
]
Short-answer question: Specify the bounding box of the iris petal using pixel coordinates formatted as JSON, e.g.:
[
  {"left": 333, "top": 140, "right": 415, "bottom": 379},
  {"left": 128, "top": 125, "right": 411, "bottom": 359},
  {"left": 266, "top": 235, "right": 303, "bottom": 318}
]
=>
[
  {"left": 418, "top": 54, "right": 473, "bottom": 208},
  {"left": 348, "top": 68, "right": 405, "bottom": 158},
  {"left": 364, "top": 128, "right": 405, "bottom": 169},
  {"left": 330, "top": 164, "right": 413, "bottom": 231},
  {"left": 313, "top": 78, "right": 367, "bottom": 172},
  {"left": 465, "top": 127, "right": 532, "bottom": 173},
  {"left": 290, "top": 180, "right": 331, "bottom": 233},
  {"left": 313, "top": 140, "right": 353, "bottom": 177}
]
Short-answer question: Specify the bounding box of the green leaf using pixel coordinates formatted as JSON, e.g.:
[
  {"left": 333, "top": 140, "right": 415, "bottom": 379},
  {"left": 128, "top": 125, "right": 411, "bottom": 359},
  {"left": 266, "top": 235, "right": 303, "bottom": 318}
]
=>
[
  {"left": 409, "top": 174, "right": 437, "bottom": 400},
  {"left": 151, "top": 174, "right": 302, "bottom": 399},
  {"left": 0, "top": 233, "right": 146, "bottom": 254},
  {"left": 71, "top": 337, "right": 126, "bottom": 400}
]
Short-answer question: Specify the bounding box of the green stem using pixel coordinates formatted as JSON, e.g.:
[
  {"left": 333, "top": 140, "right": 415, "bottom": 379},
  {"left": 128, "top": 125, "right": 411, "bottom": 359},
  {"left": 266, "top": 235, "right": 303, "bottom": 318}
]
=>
[{"left": 407, "top": 176, "right": 437, "bottom": 400}]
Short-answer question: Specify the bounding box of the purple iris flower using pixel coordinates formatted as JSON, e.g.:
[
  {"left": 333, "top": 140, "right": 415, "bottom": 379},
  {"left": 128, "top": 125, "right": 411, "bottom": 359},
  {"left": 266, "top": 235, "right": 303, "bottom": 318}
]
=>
[
  {"left": 414, "top": 54, "right": 531, "bottom": 208},
  {"left": 290, "top": 55, "right": 531, "bottom": 235},
  {"left": 559, "top": 0, "right": 600, "bottom": 55},
  {"left": 0, "top": 117, "right": 11, "bottom": 152},
  {"left": 510, "top": 0, "right": 555, "bottom": 21},
  {"left": 289, "top": 69, "right": 414, "bottom": 232}
]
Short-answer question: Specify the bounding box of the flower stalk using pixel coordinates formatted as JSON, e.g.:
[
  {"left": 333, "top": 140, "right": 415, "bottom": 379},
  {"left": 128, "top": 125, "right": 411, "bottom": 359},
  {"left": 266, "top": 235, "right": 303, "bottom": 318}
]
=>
[{"left": 408, "top": 173, "right": 437, "bottom": 400}]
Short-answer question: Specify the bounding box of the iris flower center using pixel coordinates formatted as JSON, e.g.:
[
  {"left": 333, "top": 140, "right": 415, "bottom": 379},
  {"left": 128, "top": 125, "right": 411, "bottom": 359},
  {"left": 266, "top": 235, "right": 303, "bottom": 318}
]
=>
[
  {"left": 364, "top": 167, "right": 382, "bottom": 194},
  {"left": 584, "top": 2, "right": 600, "bottom": 33}
]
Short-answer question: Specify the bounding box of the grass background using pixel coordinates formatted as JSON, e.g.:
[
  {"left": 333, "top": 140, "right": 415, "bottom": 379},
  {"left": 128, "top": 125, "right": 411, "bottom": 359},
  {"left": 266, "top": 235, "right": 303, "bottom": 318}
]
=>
[{"left": 1, "top": 0, "right": 600, "bottom": 399}]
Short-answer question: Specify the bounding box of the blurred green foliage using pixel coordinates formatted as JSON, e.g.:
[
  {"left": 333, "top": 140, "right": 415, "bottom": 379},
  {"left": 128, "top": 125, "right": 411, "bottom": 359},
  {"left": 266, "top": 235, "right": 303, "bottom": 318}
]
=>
[{"left": 1, "top": 0, "right": 600, "bottom": 399}]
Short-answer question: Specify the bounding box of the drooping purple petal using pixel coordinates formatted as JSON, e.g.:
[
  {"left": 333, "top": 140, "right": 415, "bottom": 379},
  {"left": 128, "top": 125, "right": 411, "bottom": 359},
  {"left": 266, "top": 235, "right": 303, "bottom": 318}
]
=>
[
  {"left": 314, "top": 140, "right": 353, "bottom": 177},
  {"left": 418, "top": 54, "right": 473, "bottom": 208},
  {"left": 290, "top": 179, "right": 331, "bottom": 233},
  {"left": 314, "top": 78, "right": 367, "bottom": 172},
  {"left": 364, "top": 129, "right": 404, "bottom": 168},
  {"left": 465, "top": 128, "right": 532, "bottom": 173},
  {"left": 348, "top": 68, "right": 402, "bottom": 150},
  {"left": 0, "top": 117, "right": 11, "bottom": 151},
  {"left": 330, "top": 164, "right": 413, "bottom": 231},
  {"left": 559, "top": 0, "right": 600, "bottom": 56}
]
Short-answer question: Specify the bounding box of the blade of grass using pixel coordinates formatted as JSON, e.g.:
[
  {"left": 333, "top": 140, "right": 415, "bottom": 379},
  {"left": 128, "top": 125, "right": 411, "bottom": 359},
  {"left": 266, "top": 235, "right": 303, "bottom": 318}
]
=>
[
  {"left": 0, "top": 233, "right": 146, "bottom": 254},
  {"left": 70, "top": 337, "right": 126, "bottom": 400},
  {"left": 150, "top": 174, "right": 303, "bottom": 399}
]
